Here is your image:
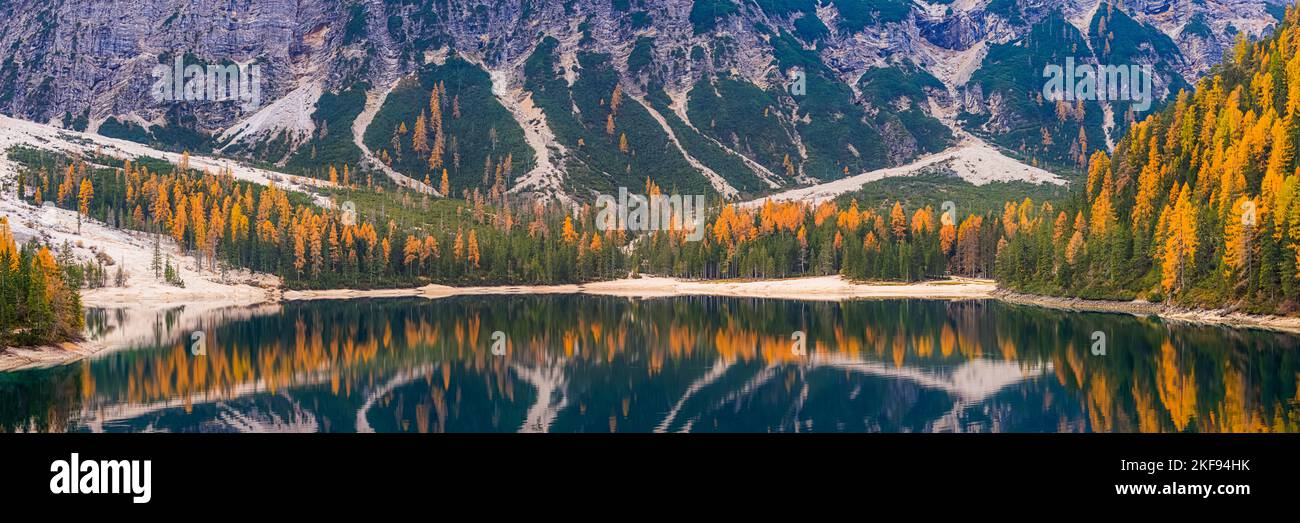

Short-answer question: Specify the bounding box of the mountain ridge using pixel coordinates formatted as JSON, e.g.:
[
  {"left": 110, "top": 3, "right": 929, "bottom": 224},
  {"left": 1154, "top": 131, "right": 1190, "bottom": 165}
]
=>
[{"left": 0, "top": 0, "right": 1289, "bottom": 201}]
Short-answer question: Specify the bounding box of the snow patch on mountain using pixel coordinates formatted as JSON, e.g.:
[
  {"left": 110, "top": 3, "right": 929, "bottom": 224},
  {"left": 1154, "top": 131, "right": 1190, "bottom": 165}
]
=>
[
  {"left": 0, "top": 114, "right": 335, "bottom": 207},
  {"left": 664, "top": 90, "right": 783, "bottom": 189},
  {"left": 1066, "top": 0, "right": 1103, "bottom": 37},
  {"left": 217, "top": 83, "right": 323, "bottom": 154},
  {"left": 742, "top": 139, "right": 1066, "bottom": 208},
  {"left": 631, "top": 95, "right": 739, "bottom": 199},
  {"left": 482, "top": 60, "right": 571, "bottom": 200},
  {"left": 352, "top": 77, "right": 439, "bottom": 195}
]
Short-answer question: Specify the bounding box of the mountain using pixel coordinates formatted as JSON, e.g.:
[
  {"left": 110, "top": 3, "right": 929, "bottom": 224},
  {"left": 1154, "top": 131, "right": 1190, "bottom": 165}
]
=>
[{"left": 0, "top": 0, "right": 1289, "bottom": 201}]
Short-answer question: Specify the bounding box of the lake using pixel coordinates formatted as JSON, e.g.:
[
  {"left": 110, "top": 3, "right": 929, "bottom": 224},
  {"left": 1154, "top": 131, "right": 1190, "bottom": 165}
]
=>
[{"left": 2, "top": 296, "right": 1298, "bottom": 432}]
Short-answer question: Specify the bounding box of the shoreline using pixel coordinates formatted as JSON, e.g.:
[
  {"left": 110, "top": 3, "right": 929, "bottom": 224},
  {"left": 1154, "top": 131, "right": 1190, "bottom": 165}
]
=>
[
  {"left": 993, "top": 289, "right": 1300, "bottom": 335},
  {"left": 1, "top": 275, "right": 993, "bottom": 372},
  {"left": 79, "top": 283, "right": 281, "bottom": 310},
  {"left": 0, "top": 337, "right": 111, "bottom": 373},
  {"left": 280, "top": 275, "right": 998, "bottom": 302},
  {"left": 9, "top": 276, "right": 1300, "bottom": 372},
  {"left": 0, "top": 291, "right": 285, "bottom": 372}
]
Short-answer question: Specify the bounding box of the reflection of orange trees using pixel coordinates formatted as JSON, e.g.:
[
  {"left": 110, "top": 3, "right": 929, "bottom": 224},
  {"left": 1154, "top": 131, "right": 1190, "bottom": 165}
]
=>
[
  {"left": 1132, "top": 381, "right": 1164, "bottom": 433},
  {"left": 916, "top": 335, "right": 934, "bottom": 358},
  {"left": 712, "top": 328, "right": 801, "bottom": 364},
  {"left": 414, "top": 382, "right": 449, "bottom": 433},
  {"left": 419, "top": 301, "right": 1044, "bottom": 377},
  {"left": 80, "top": 359, "right": 96, "bottom": 401},
  {"left": 451, "top": 303, "right": 995, "bottom": 368},
  {"left": 1214, "top": 365, "right": 1266, "bottom": 433},
  {"left": 1086, "top": 373, "right": 1117, "bottom": 432},
  {"left": 1065, "top": 342, "right": 1086, "bottom": 389},
  {"left": 1155, "top": 340, "right": 1197, "bottom": 431},
  {"left": 99, "top": 320, "right": 384, "bottom": 408},
  {"left": 85, "top": 299, "right": 1299, "bottom": 433},
  {"left": 324, "top": 301, "right": 999, "bottom": 371},
  {"left": 940, "top": 324, "right": 956, "bottom": 357},
  {"left": 1198, "top": 357, "right": 1297, "bottom": 432},
  {"left": 1057, "top": 334, "right": 1299, "bottom": 433}
]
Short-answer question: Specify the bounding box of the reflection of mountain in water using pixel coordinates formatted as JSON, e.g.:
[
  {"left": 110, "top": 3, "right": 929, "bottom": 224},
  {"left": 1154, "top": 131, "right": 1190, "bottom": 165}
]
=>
[
  {"left": 73, "top": 353, "right": 1050, "bottom": 433},
  {"left": 2, "top": 296, "right": 1297, "bottom": 433}
]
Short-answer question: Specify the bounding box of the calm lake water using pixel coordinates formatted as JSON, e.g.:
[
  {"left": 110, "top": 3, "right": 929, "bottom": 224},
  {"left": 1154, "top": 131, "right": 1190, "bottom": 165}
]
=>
[{"left": 2, "top": 296, "right": 1298, "bottom": 433}]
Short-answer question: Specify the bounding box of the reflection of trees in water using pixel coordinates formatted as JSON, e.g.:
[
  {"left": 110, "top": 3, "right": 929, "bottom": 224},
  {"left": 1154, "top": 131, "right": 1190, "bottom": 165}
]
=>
[
  {"left": 4, "top": 297, "right": 1299, "bottom": 432},
  {"left": 0, "top": 362, "right": 85, "bottom": 432},
  {"left": 995, "top": 302, "right": 1300, "bottom": 433}
]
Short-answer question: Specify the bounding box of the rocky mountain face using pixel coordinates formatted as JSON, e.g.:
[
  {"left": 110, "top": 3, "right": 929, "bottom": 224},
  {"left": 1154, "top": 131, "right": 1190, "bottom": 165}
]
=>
[{"left": 0, "top": 0, "right": 1288, "bottom": 200}]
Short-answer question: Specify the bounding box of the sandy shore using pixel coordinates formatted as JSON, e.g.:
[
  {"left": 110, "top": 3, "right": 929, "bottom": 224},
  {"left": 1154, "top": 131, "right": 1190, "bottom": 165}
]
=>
[
  {"left": 583, "top": 276, "right": 997, "bottom": 300},
  {"left": 995, "top": 290, "right": 1300, "bottom": 334},
  {"left": 0, "top": 337, "right": 111, "bottom": 373},
  {"left": 281, "top": 275, "right": 999, "bottom": 302},
  {"left": 281, "top": 282, "right": 582, "bottom": 301}
]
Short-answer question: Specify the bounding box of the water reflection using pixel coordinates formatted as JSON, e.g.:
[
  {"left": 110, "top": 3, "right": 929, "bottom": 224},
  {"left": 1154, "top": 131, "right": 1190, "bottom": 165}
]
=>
[{"left": 2, "top": 296, "right": 1298, "bottom": 433}]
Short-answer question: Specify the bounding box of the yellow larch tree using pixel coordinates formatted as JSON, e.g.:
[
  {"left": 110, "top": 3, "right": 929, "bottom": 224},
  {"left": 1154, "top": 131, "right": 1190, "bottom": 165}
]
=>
[{"left": 467, "top": 230, "right": 480, "bottom": 269}]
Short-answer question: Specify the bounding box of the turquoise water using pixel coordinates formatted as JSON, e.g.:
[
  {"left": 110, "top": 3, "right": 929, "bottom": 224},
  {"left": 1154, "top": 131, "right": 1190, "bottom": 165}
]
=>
[{"left": 2, "top": 296, "right": 1298, "bottom": 433}]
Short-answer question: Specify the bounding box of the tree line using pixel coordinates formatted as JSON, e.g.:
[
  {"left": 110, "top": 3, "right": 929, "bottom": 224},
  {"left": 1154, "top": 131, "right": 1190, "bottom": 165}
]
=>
[
  {"left": 634, "top": 196, "right": 1000, "bottom": 281},
  {"left": 15, "top": 145, "right": 1011, "bottom": 293}
]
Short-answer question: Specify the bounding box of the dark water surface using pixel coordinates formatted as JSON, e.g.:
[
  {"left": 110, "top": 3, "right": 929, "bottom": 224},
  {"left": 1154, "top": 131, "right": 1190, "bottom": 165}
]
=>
[{"left": 2, "top": 296, "right": 1298, "bottom": 433}]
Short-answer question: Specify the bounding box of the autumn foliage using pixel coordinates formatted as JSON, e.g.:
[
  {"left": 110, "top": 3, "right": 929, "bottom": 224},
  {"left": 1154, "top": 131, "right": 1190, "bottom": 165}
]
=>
[{"left": 998, "top": 6, "right": 1300, "bottom": 313}]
